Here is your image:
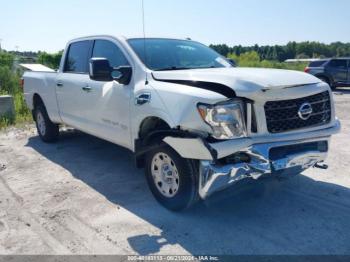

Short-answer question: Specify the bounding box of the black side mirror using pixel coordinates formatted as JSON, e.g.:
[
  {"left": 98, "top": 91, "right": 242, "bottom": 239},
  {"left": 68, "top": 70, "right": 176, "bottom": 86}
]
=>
[
  {"left": 89, "top": 58, "right": 132, "bottom": 85},
  {"left": 227, "top": 58, "right": 237, "bottom": 67},
  {"left": 113, "top": 65, "right": 132, "bottom": 85},
  {"left": 89, "top": 58, "right": 112, "bottom": 81}
]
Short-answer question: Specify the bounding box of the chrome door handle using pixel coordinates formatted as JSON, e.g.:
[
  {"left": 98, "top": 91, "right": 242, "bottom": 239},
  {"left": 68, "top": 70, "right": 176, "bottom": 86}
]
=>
[
  {"left": 82, "top": 86, "right": 92, "bottom": 92},
  {"left": 135, "top": 92, "right": 151, "bottom": 105},
  {"left": 56, "top": 82, "right": 63, "bottom": 87}
]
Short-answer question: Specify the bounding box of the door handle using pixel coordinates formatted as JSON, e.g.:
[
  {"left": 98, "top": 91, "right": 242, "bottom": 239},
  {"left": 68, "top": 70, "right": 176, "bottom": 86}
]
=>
[
  {"left": 135, "top": 93, "right": 151, "bottom": 105},
  {"left": 56, "top": 82, "right": 63, "bottom": 87},
  {"left": 82, "top": 86, "right": 92, "bottom": 92}
]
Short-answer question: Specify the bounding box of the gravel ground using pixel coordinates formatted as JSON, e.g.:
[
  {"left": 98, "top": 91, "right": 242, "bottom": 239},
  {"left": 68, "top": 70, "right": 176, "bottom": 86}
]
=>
[{"left": 0, "top": 89, "right": 349, "bottom": 255}]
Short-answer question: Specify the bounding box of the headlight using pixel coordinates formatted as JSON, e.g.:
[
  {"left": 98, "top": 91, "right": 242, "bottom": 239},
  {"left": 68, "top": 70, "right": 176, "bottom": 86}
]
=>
[{"left": 197, "top": 100, "right": 246, "bottom": 139}]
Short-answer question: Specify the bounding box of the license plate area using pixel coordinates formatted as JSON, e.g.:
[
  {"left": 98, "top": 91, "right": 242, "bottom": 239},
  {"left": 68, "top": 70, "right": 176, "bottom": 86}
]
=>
[{"left": 269, "top": 141, "right": 328, "bottom": 161}]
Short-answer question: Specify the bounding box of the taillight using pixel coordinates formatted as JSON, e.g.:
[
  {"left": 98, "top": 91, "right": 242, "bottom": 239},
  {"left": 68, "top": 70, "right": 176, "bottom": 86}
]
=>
[
  {"left": 20, "top": 78, "right": 24, "bottom": 90},
  {"left": 304, "top": 67, "right": 310, "bottom": 73}
]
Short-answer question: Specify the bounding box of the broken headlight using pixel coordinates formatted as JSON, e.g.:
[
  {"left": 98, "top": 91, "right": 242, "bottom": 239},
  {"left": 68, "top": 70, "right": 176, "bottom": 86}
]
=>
[{"left": 197, "top": 100, "right": 247, "bottom": 139}]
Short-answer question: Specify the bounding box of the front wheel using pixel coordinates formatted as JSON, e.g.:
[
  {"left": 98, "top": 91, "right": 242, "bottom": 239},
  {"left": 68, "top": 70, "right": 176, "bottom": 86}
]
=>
[
  {"left": 319, "top": 76, "right": 336, "bottom": 90},
  {"left": 35, "top": 104, "right": 59, "bottom": 143},
  {"left": 145, "top": 145, "right": 199, "bottom": 211}
]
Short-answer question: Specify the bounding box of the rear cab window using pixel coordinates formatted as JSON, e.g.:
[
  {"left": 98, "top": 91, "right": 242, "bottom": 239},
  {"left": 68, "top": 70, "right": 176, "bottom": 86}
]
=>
[{"left": 64, "top": 40, "right": 93, "bottom": 73}]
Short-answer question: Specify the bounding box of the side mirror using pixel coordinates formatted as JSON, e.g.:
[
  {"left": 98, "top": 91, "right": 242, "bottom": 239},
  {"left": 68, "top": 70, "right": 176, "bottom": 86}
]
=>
[
  {"left": 89, "top": 58, "right": 132, "bottom": 85},
  {"left": 113, "top": 65, "right": 132, "bottom": 85},
  {"left": 227, "top": 58, "right": 237, "bottom": 67},
  {"left": 89, "top": 58, "right": 112, "bottom": 81}
]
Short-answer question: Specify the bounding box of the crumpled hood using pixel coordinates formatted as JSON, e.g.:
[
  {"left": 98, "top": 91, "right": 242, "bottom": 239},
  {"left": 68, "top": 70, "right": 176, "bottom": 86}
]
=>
[{"left": 152, "top": 67, "right": 321, "bottom": 97}]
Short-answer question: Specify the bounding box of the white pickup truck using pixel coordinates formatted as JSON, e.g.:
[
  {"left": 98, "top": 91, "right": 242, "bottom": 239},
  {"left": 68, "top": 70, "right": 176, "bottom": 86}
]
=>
[{"left": 23, "top": 35, "right": 340, "bottom": 210}]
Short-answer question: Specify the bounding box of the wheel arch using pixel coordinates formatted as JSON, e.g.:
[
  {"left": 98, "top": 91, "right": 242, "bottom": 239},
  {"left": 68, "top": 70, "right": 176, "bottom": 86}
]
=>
[
  {"left": 32, "top": 93, "right": 58, "bottom": 123},
  {"left": 315, "top": 74, "right": 332, "bottom": 85},
  {"left": 135, "top": 116, "right": 203, "bottom": 168},
  {"left": 135, "top": 116, "right": 171, "bottom": 168},
  {"left": 33, "top": 93, "right": 44, "bottom": 107},
  {"left": 138, "top": 116, "right": 172, "bottom": 140},
  {"left": 32, "top": 93, "right": 45, "bottom": 120}
]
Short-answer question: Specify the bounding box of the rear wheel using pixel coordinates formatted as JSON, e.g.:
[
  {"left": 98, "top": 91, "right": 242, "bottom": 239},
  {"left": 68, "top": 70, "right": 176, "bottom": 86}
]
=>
[
  {"left": 35, "top": 104, "right": 59, "bottom": 143},
  {"left": 145, "top": 145, "right": 199, "bottom": 211}
]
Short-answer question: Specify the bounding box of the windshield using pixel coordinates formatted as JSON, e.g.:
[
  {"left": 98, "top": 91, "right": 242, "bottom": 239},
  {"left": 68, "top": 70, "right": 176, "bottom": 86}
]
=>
[{"left": 128, "top": 38, "right": 232, "bottom": 71}]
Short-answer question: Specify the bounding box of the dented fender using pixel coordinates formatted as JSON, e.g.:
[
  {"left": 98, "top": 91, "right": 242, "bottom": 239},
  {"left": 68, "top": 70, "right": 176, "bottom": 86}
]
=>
[
  {"left": 163, "top": 136, "right": 252, "bottom": 161},
  {"left": 163, "top": 137, "right": 214, "bottom": 160}
]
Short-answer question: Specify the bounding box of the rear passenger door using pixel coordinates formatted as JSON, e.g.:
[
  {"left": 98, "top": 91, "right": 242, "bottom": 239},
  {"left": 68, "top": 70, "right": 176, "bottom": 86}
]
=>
[
  {"left": 327, "top": 59, "right": 348, "bottom": 84},
  {"left": 56, "top": 40, "right": 94, "bottom": 130}
]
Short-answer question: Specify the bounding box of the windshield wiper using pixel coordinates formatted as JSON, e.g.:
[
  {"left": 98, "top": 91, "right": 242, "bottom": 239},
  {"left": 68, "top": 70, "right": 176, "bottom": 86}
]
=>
[
  {"left": 154, "top": 66, "right": 193, "bottom": 71},
  {"left": 154, "top": 65, "right": 224, "bottom": 71}
]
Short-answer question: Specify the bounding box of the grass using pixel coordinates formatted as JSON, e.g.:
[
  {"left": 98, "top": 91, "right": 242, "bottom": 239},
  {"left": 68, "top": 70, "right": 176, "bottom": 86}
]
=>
[
  {"left": 0, "top": 116, "right": 13, "bottom": 129},
  {"left": 0, "top": 63, "right": 33, "bottom": 130},
  {"left": 0, "top": 92, "right": 33, "bottom": 131}
]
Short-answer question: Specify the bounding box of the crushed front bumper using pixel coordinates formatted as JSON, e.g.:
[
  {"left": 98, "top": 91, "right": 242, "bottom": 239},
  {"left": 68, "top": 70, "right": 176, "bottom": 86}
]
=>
[
  {"left": 198, "top": 139, "right": 328, "bottom": 199},
  {"left": 164, "top": 120, "right": 341, "bottom": 199}
]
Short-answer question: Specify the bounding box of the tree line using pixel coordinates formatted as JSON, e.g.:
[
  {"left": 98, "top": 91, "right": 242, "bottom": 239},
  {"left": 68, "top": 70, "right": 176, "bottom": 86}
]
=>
[
  {"left": 2, "top": 41, "right": 350, "bottom": 70},
  {"left": 210, "top": 41, "right": 350, "bottom": 62}
]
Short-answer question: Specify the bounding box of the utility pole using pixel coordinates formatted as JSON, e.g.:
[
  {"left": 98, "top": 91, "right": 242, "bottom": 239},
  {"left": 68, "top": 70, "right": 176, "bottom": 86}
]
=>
[{"left": 13, "top": 45, "right": 20, "bottom": 72}]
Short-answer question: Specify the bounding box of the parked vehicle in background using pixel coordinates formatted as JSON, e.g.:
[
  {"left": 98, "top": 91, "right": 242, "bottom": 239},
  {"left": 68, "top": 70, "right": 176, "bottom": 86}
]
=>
[
  {"left": 23, "top": 35, "right": 340, "bottom": 211},
  {"left": 305, "top": 58, "right": 350, "bottom": 90}
]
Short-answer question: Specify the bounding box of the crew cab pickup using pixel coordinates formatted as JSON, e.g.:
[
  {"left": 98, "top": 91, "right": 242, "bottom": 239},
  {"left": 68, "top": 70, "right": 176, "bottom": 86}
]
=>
[{"left": 23, "top": 36, "right": 341, "bottom": 210}]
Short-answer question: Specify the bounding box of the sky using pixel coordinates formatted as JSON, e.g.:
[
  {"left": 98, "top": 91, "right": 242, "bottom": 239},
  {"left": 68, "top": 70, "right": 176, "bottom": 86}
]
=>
[{"left": 1, "top": 0, "right": 349, "bottom": 52}]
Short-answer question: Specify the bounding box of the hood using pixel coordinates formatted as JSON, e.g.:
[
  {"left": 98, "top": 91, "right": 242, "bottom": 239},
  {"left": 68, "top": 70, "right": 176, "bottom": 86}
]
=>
[{"left": 152, "top": 67, "right": 321, "bottom": 97}]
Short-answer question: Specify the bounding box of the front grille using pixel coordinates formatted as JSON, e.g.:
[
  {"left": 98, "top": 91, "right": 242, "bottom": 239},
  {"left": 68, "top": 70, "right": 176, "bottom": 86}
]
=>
[{"left": 265, "top": 91, "right": 331, "bottom": 133}]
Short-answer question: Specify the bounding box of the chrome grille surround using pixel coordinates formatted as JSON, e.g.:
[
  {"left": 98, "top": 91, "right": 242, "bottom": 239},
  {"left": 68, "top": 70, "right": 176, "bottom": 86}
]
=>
[{"left": 264, "top": 91, "right": 331, "bottom": 133}]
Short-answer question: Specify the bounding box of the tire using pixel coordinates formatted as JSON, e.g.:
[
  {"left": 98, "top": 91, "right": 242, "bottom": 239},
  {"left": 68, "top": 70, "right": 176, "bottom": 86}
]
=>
[
  {"left": 318, "top": 76, "right": 336, "bottom": 90},
  {"left": 34, "top": 104, "right": 59, "bottom": 143},
  {"left": 145, "top": 144, "right": 199, "bottom": 211}
]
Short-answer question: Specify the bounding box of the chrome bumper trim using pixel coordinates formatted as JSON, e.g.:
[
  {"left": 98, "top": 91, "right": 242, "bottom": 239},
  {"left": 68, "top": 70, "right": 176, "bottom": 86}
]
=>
[
  {"left": 271, "top": 151, "right": 327, "bottom": 171},
  {"left": 199, "top": 137, "right": 329, "bottom": 199},
  {"left": 209, "top": 119, "right": 341, "bottom": 160}
]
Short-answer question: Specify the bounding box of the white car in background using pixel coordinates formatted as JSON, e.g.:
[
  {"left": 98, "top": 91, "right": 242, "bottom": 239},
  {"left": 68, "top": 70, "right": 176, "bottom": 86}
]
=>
[{"left": 23, "top": 35, "right": 340, "bottom": 210}]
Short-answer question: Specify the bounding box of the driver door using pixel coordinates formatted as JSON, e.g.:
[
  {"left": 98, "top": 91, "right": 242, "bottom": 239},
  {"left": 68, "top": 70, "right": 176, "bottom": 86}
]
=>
[{"left": 85, "top": 39, "right": 133, "bottom": 149}]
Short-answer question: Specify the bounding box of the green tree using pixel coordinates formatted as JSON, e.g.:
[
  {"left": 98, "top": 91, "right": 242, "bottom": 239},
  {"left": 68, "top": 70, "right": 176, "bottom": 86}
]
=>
[
  {"left": 210, "top": 41, "right": 350, "bottom": 61},
  {"left": 0, "top": 52, "right": 14, "bottom": 68},
  {"left": 37, "top": 50, "right": 63, "bottom": 69},
  {"left": 0, "top": 66, "right": 19, "bottom": 94}
]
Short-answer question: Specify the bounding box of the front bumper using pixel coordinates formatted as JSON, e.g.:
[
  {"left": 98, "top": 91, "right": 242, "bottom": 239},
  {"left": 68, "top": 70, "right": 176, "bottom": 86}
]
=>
[
  {"left": 198, "top": 138, "right": 328, "bottom": 199},
  {"left": 164, "top": 120, "right": 341, "bottom": 199}
]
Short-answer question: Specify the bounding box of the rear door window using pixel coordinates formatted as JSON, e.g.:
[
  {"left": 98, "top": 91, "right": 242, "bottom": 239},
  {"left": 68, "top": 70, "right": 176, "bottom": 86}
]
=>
[
  {"left": 308, "top": 60, "right": 327, "bottom": 67},
  {"left": 64, "top": 40, "right": 92, "bottom": 73},
  {"left": 328, "top": 59, "right": 347, "bottom": 69}
]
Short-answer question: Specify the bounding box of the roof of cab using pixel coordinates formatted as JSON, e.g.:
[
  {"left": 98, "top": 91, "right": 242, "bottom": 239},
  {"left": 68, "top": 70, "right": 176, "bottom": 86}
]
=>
[{"left": 68, "top": 35, "right": 193, "bottom": 43}]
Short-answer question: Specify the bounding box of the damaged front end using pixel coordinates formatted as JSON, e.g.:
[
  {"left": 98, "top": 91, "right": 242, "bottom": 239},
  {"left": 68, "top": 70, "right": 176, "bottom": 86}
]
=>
[
  {"left": 198, "top": 140, "right": 328, "bottom": 199},
  {"left": 163, "top": 120, "right": 340, "bottom": 199}
]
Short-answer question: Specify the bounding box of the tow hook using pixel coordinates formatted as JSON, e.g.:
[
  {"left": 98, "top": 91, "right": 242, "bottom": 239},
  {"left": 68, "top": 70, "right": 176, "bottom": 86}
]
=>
[{"left": 314, "top": 162, "right": 328, "bottom": 170}]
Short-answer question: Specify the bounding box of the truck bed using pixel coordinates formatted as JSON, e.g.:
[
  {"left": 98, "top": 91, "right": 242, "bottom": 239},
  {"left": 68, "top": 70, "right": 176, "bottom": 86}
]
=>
[{"left": 23, "top": 71, "right": 61, "bottom": 123}]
